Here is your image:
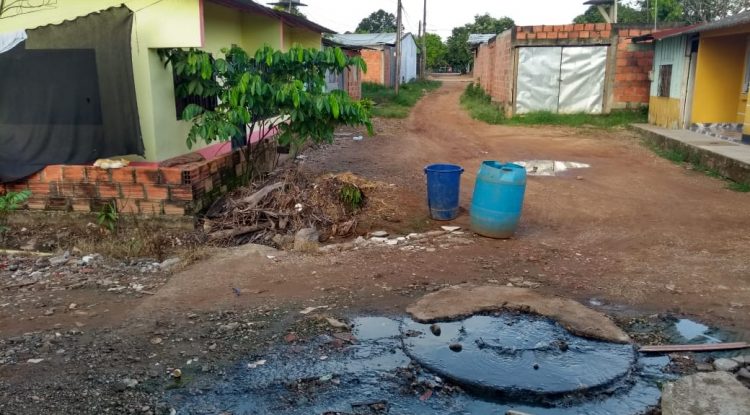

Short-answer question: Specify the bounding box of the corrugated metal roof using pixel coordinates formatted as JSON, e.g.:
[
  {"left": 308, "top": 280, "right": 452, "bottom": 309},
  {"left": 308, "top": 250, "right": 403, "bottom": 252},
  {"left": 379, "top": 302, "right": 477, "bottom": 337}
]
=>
[
  {"left": 583, "top": 0, "right": 614, "bottom": 5},
  {"left": 328, "top": 33, "right": 414, "bottom": 47},
  {"left": 208, "top": 0, "right": 333, "bottom": 34},
  {"left": 468, "top": 33, "right": 496, "bottom": 45}
]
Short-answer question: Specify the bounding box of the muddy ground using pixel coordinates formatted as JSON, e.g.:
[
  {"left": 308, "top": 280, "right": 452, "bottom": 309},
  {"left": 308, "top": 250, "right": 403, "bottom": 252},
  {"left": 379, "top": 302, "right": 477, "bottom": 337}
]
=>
[{"left": 1, "top": 77, "right": 749, "bottom": 414}]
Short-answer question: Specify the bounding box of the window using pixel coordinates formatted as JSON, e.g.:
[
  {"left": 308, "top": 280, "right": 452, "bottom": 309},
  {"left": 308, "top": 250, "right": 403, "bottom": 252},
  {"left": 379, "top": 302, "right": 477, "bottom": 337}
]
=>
[
  {"left": 658, "top": 64, "right": 672, "bottom": 98},
  {"left": 172, "top": 65, "right": 218, "bottom": 121}
]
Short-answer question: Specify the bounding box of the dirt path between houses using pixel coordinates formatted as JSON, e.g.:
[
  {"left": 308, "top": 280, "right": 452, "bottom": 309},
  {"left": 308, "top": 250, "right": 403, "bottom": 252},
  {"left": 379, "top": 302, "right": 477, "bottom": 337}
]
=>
[{"left": 2, "top": 76, "right": 750, "bottom": 414}]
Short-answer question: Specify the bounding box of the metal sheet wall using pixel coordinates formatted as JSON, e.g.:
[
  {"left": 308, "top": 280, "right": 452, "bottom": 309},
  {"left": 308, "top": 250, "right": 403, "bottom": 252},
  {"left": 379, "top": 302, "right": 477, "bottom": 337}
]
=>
[
  {"left": 651, "top": 35, "right": 689, "bottom": 98},
  {"left": 516, "top": 46, "right": 609, "bottom": 114}
]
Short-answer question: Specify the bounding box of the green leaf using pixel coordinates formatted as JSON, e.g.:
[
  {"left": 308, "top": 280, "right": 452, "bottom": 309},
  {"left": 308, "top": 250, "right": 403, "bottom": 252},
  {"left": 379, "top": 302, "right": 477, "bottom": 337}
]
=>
[{"left": 329, "top": 95, "right": 340, "bottom": 119}]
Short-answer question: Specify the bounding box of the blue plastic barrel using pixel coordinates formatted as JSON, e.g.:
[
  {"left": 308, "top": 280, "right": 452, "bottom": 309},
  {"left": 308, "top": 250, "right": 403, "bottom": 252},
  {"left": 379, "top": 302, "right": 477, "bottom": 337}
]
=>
[
  {"left": 470, "top": 161, "right": 527, "bottom": 238},
  {"left": 424, "top": 164, "right": 464, "bottom": 221}
]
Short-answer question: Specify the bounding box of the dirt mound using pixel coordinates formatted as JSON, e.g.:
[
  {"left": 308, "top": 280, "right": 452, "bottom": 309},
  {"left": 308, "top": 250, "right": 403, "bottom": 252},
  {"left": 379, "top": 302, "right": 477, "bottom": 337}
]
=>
[{"left": 406, "top": 284, "right": 631, "bottom": 343}]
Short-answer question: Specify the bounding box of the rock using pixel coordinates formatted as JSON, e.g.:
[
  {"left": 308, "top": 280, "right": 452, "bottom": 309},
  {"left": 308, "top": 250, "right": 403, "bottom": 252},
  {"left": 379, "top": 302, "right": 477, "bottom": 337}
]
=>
[
  {"left": 430, "top": 324, "right": 441, "bottom": 336},
  {"left": 159, "top": 257, "right": 181, "bottom": 270},
  {"left": 661, "top": 372, "right": 750, "bottom": 415},
  {"left": 150, "top": 337, "right": 163, "bottom": 345},
  {"left": 737, "top": 368, "right": 750, "bottom": 382},
  {"left": 406, "top": 284, "right": 630, "bottom": 343},
  {"left": 122, "top": 378, "right": 138, "bottom": 388},
  {"left": 325, "top": 318, "right": 349, "bottom": 329},
  {"left": 43, "top": 309, "right": 54, "bottom": 316},
  {"left": 81, "top": 255, "right": 99, "bottom": 265},
  {"left": 284, "top": 333, "right": 299, "bottom": 343},
  {"left": 695, "top": 362, "right": 714, "bottom": 372},
  {"left": 448, "top": 343, "right": 462, "bottom": 352},
  {"left": 441, "top": 226, "right": 461, "bottom": 232},
  {"left": 385, "top": 239, "right": 399, "bottom": 246},
  {"left": 219, "top": 322, "right": 240, "bottom": 332},
  {"left": 370, "top": 237, "right": 388, "bottom": 243},
  {"left": 49, "top": 251, "right": 70, "bottom": 266},
  {"left": 170, "top": 368, "right": 182, "bottom": 379},
  {"left": 8, "top": 264, "right": 18, "bottom": 272},
  {"left": 27, "top": 358, "right": 44, "bottom": 364},
  {"left": 294, "top": 228, "right": 320, "bottom": 251},
  {"left": 714, "top": 358, "right": 740, "bottom": 372},
  {"left": 371, "top": 231, "right": 389, "bottom": 237},
  {"left": 731, "top": 355, "right": 750, "bottom": 365}
]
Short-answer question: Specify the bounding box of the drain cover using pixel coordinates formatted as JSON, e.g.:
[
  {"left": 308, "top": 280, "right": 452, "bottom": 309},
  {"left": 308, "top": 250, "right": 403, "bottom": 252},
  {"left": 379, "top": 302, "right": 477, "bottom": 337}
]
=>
[{"left": 402, "top": 314, "right": 635, "bottom": 398}]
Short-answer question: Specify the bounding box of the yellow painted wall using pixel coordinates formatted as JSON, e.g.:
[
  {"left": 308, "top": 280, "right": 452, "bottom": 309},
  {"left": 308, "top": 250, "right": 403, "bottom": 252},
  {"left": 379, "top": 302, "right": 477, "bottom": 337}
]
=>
[
  {"left": 691, "top": 34, "right": 747, "bottom": 123},
  {"left": 648, "top": 96, "right": 682, "bottom": 128},
  {"left": 1, "top": 1, "right": 323, "bottom": 161},
  {"left": 738, "top": 94, "right": 747, "bottom": 123},
  {"left": 0, "top": 0, "right": 202, "bottom": 161},
  {"left": 286, "top": 26, "right": 323, "bottom": 49}
]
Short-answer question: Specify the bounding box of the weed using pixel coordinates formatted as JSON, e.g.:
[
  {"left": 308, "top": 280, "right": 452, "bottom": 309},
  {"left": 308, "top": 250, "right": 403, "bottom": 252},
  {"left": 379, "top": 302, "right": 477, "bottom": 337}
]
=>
[
  {"left": 97, "top": 201, "right": 119, "bottom": 232},
  {"left": 728, "top": 182, "right": 750, "bottom": 192},
  {"left": 0, "top": 190, "right": 31, "bottom": 234},
  {"left": 460, "top": 83, "right": 647, "bottom": 128},
  {"left": 339, "top": 183, "right": 364, "bottom": 211},
  {"left": 363, "top": 80, "right": 442, "bottom": 118}
]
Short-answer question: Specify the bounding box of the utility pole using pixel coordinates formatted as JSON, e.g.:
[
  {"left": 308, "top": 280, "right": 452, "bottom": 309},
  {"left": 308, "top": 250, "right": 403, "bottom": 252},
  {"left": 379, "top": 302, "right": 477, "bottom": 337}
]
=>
[
  {"left": 395, "top": 0, "right": 403, "bottom": 94},
  {"left": 613, "top": 0, "right": 618, "bottom": 23},
  {"left": 654, "top": 0, "right": 658, "bottom": 30},
  {"left": 421, "top": 0, "right": 427, "bottom": 79}
]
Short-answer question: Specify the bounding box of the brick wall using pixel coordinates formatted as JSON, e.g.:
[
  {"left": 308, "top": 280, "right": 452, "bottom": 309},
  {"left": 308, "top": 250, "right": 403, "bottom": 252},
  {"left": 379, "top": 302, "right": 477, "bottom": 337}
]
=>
[
  {"left": 515, "top": 23, "right": 612, "bottom": 41},
  {"left": 361, "top": 49, "right": 383, "bottom": 85},
  {"left": 613, "top": 28, "right": 654, "bottom": 109},
  {"left": 472, "top": 24, "right": 654, "bottom": 114},
  {"left": 345, "top": 66, "right": 362, "bottom": 99},
  {"left": 0, "top": 147, "right": 259, "bottom": 217}
]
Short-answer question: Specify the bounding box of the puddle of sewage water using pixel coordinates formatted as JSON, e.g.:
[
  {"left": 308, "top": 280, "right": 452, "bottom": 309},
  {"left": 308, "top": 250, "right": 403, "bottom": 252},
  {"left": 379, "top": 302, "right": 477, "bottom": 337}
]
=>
[
  {"left": 513, "top": 160, "right": 590, "bottom": 176},
  {"left": 674, "top": 319, "right": 722, "bottom": 343},
  {"left": 169, "top": 315, "right": 672, "bottom": 415}
]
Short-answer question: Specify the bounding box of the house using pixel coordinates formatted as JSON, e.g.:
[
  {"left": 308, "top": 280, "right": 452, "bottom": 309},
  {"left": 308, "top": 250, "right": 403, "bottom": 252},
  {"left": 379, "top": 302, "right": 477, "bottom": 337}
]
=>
[
  {"left": 329, "top": 33, "right": 419, "bottom": 87},
  {"left": 636, "top": 12, "right": 750, "bottom": 144},
  {"left": 322, "top": 38, "right": 364, "bottom": 100},
  {"left": 0, "top": 0, "right": 333, "bottom": 216},
  {"left": 471, "top": 24, "right": 654, "bottom": 116}
]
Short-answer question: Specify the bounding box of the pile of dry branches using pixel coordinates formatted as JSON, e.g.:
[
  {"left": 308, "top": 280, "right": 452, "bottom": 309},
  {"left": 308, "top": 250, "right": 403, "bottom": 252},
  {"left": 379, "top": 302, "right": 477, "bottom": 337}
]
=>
[{"left": 202, "top": 168, "right": 379, "bottom": 246}]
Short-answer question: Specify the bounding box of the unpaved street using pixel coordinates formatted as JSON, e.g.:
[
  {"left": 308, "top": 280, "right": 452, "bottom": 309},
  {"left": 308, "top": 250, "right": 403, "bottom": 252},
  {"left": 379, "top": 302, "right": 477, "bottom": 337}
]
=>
[{"left": 1, "top": 78, "right": 749, "bottom": 413}]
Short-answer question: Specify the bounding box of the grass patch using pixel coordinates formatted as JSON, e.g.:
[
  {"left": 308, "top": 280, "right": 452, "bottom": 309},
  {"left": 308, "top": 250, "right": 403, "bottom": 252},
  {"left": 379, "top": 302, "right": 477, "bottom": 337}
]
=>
[
  {"left": 728, "top": 182, "right": 750, "bottom": 192},
  {"left": 460, "top": 82, "right": 647, "bottom": 128},
  {"left": 363, "top": 80, "right": 442, "bottom": 118}
]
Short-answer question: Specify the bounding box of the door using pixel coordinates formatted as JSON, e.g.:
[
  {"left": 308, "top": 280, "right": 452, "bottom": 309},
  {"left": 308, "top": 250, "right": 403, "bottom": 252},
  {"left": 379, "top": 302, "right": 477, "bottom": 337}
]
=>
[
  {"left": 558, "top": 46, "right": 608, "bottom": 113},
  {"left": 516, "top": 47, "right": 562, "bottom": 114},
  {"left": 516, "top": 46, "right": 608, "bottom": 114}
]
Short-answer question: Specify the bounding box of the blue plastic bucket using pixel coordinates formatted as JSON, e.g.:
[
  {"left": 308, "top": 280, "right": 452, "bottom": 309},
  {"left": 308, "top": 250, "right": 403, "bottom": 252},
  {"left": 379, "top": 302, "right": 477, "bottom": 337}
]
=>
[
  {"left": 424, "top": 163, "right": 464, "bottom": 221},
  {"left": 470, "top": 161, "right": 527, "bottom": 238}
]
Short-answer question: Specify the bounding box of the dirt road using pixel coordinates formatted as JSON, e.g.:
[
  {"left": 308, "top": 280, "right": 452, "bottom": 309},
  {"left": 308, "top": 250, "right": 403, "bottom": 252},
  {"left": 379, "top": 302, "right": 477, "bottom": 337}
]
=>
[{"left": 2, "top": 77, "right": 749, "bottom": 414}]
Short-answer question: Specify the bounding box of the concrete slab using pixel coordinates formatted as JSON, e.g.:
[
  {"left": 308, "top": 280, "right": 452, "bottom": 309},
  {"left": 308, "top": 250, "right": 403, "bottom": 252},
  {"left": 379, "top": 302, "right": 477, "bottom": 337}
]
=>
[
  {"left": 632, "top": 124, "right": 750, "bottom": 184},
  {"left": 661, "top": 372, "right": 750, "bottom": 415},
  {"left": 406, "top": 284, "right": 631, "bottom": 343}
]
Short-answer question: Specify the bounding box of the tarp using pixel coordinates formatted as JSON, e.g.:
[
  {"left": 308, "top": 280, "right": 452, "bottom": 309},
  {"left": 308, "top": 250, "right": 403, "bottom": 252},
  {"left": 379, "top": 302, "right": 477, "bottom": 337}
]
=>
[{"left": 0, "top": 6, "right": 143, "bottom": 183}]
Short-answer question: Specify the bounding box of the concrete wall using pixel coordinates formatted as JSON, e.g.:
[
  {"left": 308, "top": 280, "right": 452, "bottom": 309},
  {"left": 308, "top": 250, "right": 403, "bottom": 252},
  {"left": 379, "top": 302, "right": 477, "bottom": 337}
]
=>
[{"left": 473, "top": 24, "right": 654, "bottom": 115}]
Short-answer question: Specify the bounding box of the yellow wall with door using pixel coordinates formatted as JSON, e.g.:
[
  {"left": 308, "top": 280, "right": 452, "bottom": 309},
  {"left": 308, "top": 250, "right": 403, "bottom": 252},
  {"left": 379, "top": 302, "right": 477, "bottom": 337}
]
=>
[{"left": 691, "top": 34, "right": 746, "bottom": 123}]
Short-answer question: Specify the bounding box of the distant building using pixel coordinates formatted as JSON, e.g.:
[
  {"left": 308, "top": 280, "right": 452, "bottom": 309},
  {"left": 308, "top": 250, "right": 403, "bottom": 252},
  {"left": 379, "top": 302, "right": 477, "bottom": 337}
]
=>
[{"left": 329, "top": 33, "right": 419, "bottom": 87}]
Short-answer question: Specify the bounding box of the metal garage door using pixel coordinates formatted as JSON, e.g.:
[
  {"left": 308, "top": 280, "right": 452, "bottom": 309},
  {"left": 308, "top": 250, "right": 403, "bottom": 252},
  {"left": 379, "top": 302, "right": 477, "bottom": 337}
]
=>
[{"left": 516, "top": 46, "right": 608, "bottom": 114}]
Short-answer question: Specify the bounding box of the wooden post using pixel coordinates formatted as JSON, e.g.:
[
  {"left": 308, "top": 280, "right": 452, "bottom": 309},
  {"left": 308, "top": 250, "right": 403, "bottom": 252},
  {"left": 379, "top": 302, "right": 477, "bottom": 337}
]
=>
[
  {"left": 395, "top": 0, "right": 402, "bottom": 94},
  {"left": 421, "top": 0, "right": 427, "bottom": 79}
]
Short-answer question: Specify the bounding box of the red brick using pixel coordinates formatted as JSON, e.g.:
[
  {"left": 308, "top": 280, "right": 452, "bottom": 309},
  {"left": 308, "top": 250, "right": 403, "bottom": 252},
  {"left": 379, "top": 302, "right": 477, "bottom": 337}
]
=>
[
  {"left": 574, "top": 24, "right": 584, "bottom": 31},
  {"left": 98, "top": 183, "right": 120, "bottom": 198},
  {"left": 110, "top": 167, "right": 135, "bottom": 184},
  {"left": 527, "top": 33, "right": 537, "bottom": 39},
  {"left": 26, "top": 198, "right": 46, "bottom": 210},
  {"left": 537, "top": 32, "right": 548, "bottom": 39},
  {"left": 160, "top": 168, "right": 183, "bottom": 185},
  {"left": 85, "top": 167, "right": 111, "bottom": 183},
  {"left": 569, "top": 31, "right": 580, "bottom": 39},
  {"left": 601, "top": 30, "right": 611, "bottom": 38},
  {"left": 584, "top": 23, "right": 595, "bottom": 31},
  {"left": 164, "top": 202, "right": 188, "bottom": 216},
  {"left": 558, "top": 31, "right": 569, "bottom": 39},
  {"left": 516, "top": 32, "right": 527, "bottom": 40},
  {"left": 27, "top": 182, "right": 54, "bottom": 196},
  {"left": 116, "top": 199, "right": 139, "bottom": 214},
  {"left": 135, "top": 168, "right": 162, "bottom": 185},
  {"left": 26, "top": 171, "right": 44, "bottom": 182},
  {"left": 120, "top": 183, "right": 145, "bottom": 199},
  {"left": 533, "top": 25, "right": 543, "bottom": 32},
  {"left": 170, "top": 185, "right": 194, "bottom": 201},
  {"left": 62, "top": 165, "right": 87, "bottom": 182},
  {"left": 579, "top": 31, "right": 590, "bottom": 38},
  {"left": 595, "top": 23, "right": 606, "bottom": 31},
  {"left": 74, "top": 183, "right": 98, "bottom": 198},
  {"left": 43, "top": 165, "right": 63, "bottom": 182},
  {"left": 138, "top": 200, "right": 164, "bottom": 215},
  {"left": 548, "top": 32, "right": 559, "bottom": 39},
  {"left": 71, "top": 199, "right": 91, "bottom": 213},
  {"left": 615, "top": 73, "right": 629, "bottom": 82},
  {"left": 564, "top": 24, "right": 575, "bottom": 31},
  {"left": 544, "top": 25, "right": 554, "bottom": 32},
  {"left": 616, "top": 58, "right": 628, "bottom": 67},
  {"left": 145, "top": 185, "right": 170, "bottom": 200}
]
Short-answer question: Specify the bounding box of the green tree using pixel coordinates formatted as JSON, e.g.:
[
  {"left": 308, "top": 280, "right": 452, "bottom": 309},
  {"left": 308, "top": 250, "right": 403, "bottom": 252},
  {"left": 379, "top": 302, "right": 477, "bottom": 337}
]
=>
[
  {"left": 445, "top": 14, "right": 514, "bottom": 73},
  {"left": 355, "top": 9, "right": 398, "bottom": 34},
  {"left": 574, "top": 1, "right": 650, "bottom": 23},
  {"left": 273, "top": 4, "right": 305, "bottom": 18},
  {"left": 421, "top": 33, "right": 447, "bottom": 69},
  {"left": 681, "top": 0, "right": 749, "bottom": 23},
  {"left": 159, "top": 45, "right": 373, "bottom": 178}
]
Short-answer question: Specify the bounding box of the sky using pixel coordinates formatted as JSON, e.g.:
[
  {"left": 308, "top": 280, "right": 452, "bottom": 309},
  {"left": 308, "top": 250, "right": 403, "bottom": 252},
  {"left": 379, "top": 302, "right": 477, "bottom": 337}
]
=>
[{"left": 297, "top": 0, "right": 593, "bottom": 40}]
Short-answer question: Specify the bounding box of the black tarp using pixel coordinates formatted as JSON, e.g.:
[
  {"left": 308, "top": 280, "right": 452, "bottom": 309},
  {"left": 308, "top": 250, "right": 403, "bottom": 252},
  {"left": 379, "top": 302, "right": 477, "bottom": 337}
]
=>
[{"left": 0, "top": 6, "right": 143, "bottom": 183}]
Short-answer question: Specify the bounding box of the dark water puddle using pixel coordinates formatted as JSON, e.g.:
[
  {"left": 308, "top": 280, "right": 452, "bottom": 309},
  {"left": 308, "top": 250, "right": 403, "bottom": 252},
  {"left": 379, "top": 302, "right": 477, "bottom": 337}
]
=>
[{"left": 169, "top": 315, "right": 673, "bottom": 414}]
